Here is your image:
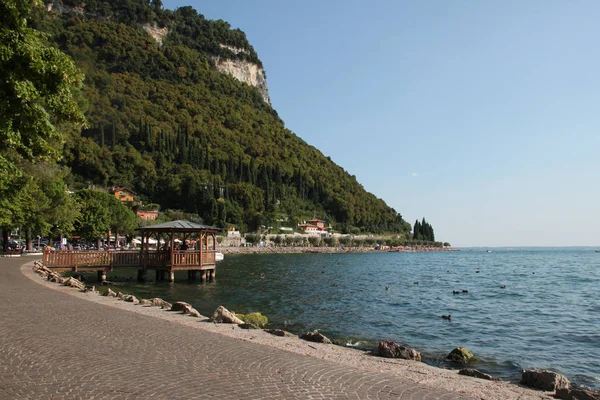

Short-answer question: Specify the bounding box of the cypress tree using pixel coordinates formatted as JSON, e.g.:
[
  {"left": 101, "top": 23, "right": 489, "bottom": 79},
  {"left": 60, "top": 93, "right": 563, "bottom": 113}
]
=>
[{"left": 100, "top": 125, "right": 104, "bottom": 147}]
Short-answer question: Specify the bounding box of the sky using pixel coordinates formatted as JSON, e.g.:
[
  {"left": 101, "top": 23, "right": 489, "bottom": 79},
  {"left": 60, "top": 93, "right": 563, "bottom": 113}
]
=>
[{"left": 163, "top": 0, "right": 600, "bottom": 247}]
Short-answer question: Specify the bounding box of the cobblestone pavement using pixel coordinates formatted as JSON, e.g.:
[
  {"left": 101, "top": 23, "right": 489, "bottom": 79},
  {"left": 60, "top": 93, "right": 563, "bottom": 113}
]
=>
[{"left": 0, "top": 257, "right": 473, "bottom": 399}]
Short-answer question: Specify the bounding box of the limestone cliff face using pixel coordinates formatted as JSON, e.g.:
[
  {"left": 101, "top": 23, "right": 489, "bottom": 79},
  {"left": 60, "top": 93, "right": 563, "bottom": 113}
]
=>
[
  {"left": 142, "top": 23, "right": 168, "bottom": 47},
  {"left": 213, "top": 45, "right": 270, "bottom": 104}
]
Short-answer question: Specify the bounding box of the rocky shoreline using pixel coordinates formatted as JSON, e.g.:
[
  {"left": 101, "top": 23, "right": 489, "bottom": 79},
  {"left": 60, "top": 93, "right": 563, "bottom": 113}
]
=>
[{"left": 25, "top": 260, "right": 600, "bottom": 400}]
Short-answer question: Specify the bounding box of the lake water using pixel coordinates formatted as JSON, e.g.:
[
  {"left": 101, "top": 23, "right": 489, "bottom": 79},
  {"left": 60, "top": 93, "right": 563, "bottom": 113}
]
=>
[{"left": 109, "top": 247, "right": 600, "bottom": 389}]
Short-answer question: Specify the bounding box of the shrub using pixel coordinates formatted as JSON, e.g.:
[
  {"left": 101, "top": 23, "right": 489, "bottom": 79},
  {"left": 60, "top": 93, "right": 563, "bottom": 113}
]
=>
[{"left": 235, "top": 312, "right": 268, "bottom": 328}]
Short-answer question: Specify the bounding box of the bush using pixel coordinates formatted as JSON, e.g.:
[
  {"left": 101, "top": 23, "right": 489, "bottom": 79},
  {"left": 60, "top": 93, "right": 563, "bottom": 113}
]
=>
[
  {"left": 307, "top": 236, "right": 321, "bottom": 247},
  {"left": 236, "top": 312, "right": 268, "bottom": 328},
  {"left": 323, "top": 237, "right": 337, "bottom": 247}
]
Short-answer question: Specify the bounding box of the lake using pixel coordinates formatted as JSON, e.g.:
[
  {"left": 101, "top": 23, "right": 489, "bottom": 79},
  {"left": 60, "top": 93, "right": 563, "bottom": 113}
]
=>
[{"left": 108, "top": 247, "right": 600, "bottom": 389}]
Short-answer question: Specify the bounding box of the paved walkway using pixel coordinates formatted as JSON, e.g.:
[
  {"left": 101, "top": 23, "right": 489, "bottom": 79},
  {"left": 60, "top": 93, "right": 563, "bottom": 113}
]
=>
[{"left": 0, "top": 257, "right": 473, "bottom": 399}]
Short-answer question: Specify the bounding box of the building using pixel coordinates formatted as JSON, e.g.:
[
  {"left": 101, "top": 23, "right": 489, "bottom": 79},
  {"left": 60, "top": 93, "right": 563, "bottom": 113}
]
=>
[
  {"left": 298, "top": 219, "right": 328, "bottom": 234},
  {"left": 109, "top": 187, "right": 136, "bottom": 204},
  {"left": 227, "top": 227, "right": 241, "bottom": 238},
  {"left": 136, "top": 210, "right": 159, "bottom": 221}
]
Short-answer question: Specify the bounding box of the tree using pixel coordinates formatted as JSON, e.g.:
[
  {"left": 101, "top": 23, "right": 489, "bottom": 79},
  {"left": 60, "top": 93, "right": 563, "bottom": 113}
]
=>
[
  {"left": 0, "top": 0, "right": 84, "bottom": 244},
  {"left": 0, "top": 0, "right": 85, "bottom": 191},
  {"left": 73, "top": 190, "right": 137, "bottom": 245},
  {"left": 21, "top": 167, "right": 81, "bottom": 248}
]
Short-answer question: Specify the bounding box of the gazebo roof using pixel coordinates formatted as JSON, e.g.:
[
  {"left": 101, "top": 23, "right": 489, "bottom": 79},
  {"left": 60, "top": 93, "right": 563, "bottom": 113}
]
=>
[{"left": 138, "top": 220, "right": 220, "bottom": 232}]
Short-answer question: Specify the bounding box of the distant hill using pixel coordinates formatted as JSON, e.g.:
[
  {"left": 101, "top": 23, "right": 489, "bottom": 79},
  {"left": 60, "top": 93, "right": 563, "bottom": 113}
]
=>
[{"left": 39, "top": 0, "right": 412, "bottom": 235}]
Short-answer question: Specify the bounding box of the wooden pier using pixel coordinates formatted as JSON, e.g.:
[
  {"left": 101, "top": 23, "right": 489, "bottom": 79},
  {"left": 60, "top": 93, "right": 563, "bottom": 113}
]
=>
[{"left": 42, "top": 220, "right": 220, "bottom": 282}]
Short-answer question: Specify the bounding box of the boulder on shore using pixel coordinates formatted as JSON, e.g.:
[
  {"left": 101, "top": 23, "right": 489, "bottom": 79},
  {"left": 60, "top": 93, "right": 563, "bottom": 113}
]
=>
[
  {"left": 171, "top": 301, "right": 192, "bottom": 312},
  {"left": 521, "top": 369, "right": 570, "bottom": 392},
  {"left": 171, "top": 302, "right": 202, "bottom": 317},
  {"left": 378, "top": 340, "right": 421, "bottom": 361},
  {"left": 446, "top": 347, "right": 474, "bottom": 364},
  {"left": 63, "top": 277, "right": 85, "bottom": 291},
  {"left": 124, "top": 295, "right": 139, "bottom": 304},
  {"left": 103, "top": 288, "right": 117, "bottom": 297},
  {"left": 48, "top": 273, "right": 64, "bottom": 283},
  {"left": 264, "top": 329, "right": 296, "bottom": 337},
  {"left": 458, "top": 368, "right": 500, "bottom": 381},
  {"left": 139, "top": 299, "right": 152, "bottom": 306},
  {"left": 150, "top": 297, "right": 172, "bottom": 309},
  {"left": 211, "top": 306, "right": 244, "bottom": 324},
  {"left": 556, "top": 387, "right": 600, "bottom": 400},
  {"left": 301, "top": 330, "right": 332, "bottom": 344}
]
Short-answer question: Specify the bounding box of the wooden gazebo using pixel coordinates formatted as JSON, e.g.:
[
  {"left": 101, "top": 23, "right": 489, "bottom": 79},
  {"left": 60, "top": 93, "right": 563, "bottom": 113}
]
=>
[
  {"left": 137, "top": 220, "right": 221, "bottom": 282},
  {"left": 43, "top": 220, "right": 221, "bottom": 283}
]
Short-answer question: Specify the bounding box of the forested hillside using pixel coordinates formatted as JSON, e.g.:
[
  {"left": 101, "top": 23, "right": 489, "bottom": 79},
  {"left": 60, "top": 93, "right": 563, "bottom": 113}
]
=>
[{"left": 37, "top": 0, "right": 412, "bottom": 234}]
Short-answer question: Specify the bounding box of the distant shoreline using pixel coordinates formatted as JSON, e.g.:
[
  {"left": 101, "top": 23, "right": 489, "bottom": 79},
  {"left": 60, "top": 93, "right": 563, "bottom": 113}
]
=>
[{"left": 218, "top": 246, "right": 458, "bottom": 255}]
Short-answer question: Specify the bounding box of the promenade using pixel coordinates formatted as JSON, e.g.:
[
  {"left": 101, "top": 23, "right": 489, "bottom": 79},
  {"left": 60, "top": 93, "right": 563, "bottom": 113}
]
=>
[{"left": 0, "top": 257, "right": 473, "bottom": 399}]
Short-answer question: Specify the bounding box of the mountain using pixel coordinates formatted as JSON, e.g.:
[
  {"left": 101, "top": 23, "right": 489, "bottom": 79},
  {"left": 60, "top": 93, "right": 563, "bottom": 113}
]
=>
[{"left": 38, "top": 0, "right": 412, "bottom": 235}]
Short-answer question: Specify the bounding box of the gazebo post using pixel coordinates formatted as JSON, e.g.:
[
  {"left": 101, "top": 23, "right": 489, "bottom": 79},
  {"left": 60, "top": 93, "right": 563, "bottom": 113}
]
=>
[
  {"left": 168, "top": 230, "right": 175, "bottom": 282},
  {"left": 199, "top": 232, "right": 203, "bottom": 268},
  {"left": 138, "top": 232, "right": 146, "bottom": 282}
]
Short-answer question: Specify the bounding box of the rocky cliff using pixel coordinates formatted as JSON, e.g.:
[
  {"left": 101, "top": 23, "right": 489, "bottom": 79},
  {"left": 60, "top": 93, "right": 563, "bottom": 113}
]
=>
[{"left": 213, "top": 55, "right": 271, "bottom": 105}]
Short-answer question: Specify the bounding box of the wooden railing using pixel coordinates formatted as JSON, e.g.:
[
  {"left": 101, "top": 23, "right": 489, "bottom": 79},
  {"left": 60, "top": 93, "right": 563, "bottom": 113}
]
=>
[
  {"left": 112, "top": 251, "right": 141, "bottom": 267},
  {"left": 43, "top": 249, "right": 216, "bottom": 269},
  {"left": 172, "top": 250, "right": 216, "bottom": 267},
  {"left": 44, "top": 250, "right": 110, "bottom": 268},
  {"left": 145, "top": 251, "right": 169, "bottom": 267}
]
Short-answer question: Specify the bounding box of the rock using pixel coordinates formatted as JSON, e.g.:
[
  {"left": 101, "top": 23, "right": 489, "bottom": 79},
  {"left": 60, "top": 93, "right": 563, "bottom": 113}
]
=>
[
  {"left": 125, "top": 295, "right": 139, "bottom": 304},
  {"left": 264, "top": 329, "right": 295, "bottom": 337},
  {"left": 63, "top": 277, "right": 85, "bottom": 290},
  {"left": 151, "top": 297, "right": 165, "bottom": 306},
  {"left": 103, "top": 288, "right": 117, "bottom": 297},
  {"left": 447, "top": 347, "right": 474, "bottom": 364},
  {"left": 458, "top": 368, "right": 500, "bottom": 381},
  {"left": 556, "top": 388, "right": 600, "bottom": 400},
  {"left": 150, "top": 297, "right": 172, "bottom": 309},
  {"left": 378, "top": 340, "right": 422, "bottom": 361},
  {"left": 211, "top": 306, "right": 244, "bottom": 324},
  {"left": 238, "top": 323, "right": 259, "bottom": 329},
  {"left": 170, "top": 302, "right": 202, "bottom": 317},
  {"left": 171, "top": 301, "right": 192, "bottom": 312},
  {"left": 521, "top": 369, "right": 570, "bottom": 392},
  {"left": 160, "top": 301, "right": 172, "bottom": 309},
  {"left": 139, "top": 299, "right": 152, "bottom": 306},
  {"left": 33, "top": 264, "right": 52, "bottom": 277},
  {"left": 48, "top": 273, "right": 64, "bottom": 283},
  {"left": 186, "top": 307, "right": 202, "bottom": 318},
  {"left": 301, "top": 330, "right": 332, "bottom": 344},
  {"left": 116, "top": 292, "right": 126, "bottom": 300}
]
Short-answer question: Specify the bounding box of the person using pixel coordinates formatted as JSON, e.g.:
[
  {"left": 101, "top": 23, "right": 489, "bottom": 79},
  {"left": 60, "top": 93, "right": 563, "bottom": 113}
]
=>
[{"left": 181, "top": 242, "right": 189, "bottom": 251}]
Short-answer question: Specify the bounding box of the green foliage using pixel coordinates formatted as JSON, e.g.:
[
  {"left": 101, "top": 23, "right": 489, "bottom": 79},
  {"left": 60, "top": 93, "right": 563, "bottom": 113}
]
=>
[
  {"left": 413, "top": 218, "right": 435, "bottom": 242},
  {"left": 307, "top": 236, "right": 321, "bottom": 247},
  {"left": 0, "top": 0, "right": 85, "bottom": 227},
  {"left": 235, "top": 312, "right": 268, "bottom": 328},
  {"left": 322, "top": 236, "right": 337, "bottom": 247},
  {"left": 73, "top": 189, "right": 137, "bottom": 241},
  {"left": 244, "top": 233, "right": 260, "bottom": 244},
  {"left": 31, "top": 1, "right": 423, "bottom": 237}
]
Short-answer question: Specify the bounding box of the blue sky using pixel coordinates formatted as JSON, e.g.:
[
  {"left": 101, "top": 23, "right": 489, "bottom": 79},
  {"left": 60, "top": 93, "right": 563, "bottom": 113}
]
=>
[{"left": 163, "top": 1, "right": 600, "bottom": 247}]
